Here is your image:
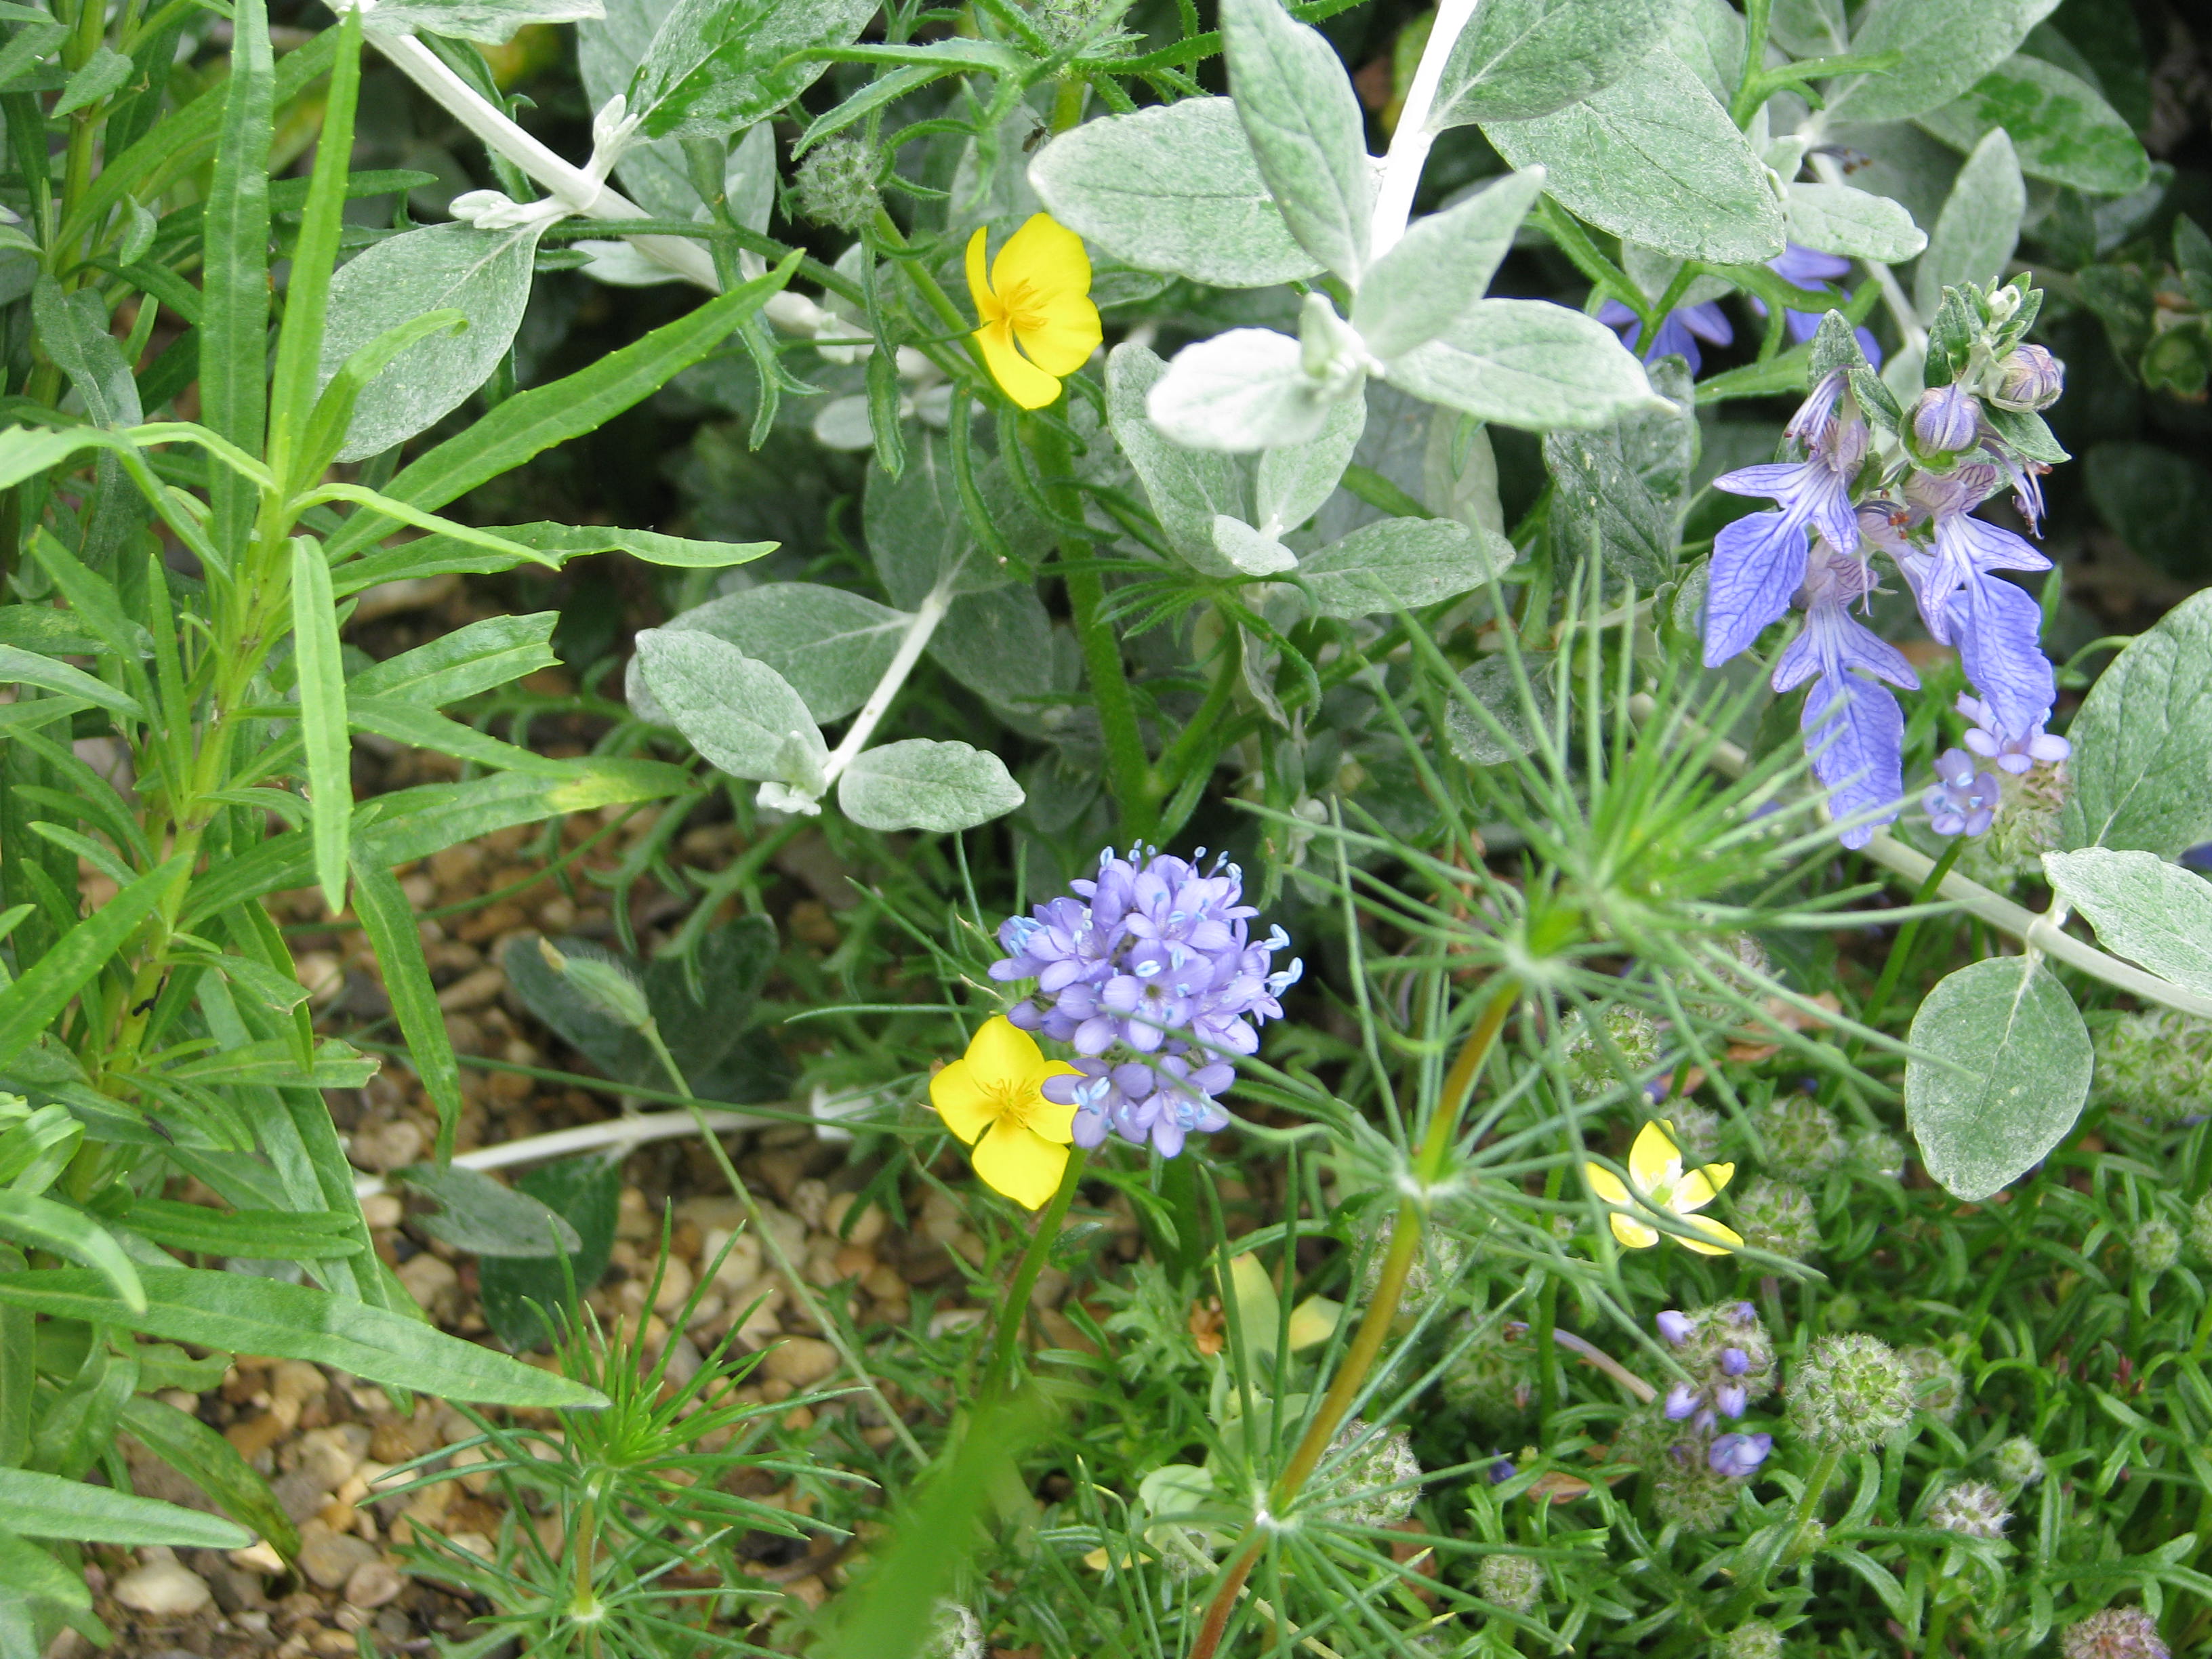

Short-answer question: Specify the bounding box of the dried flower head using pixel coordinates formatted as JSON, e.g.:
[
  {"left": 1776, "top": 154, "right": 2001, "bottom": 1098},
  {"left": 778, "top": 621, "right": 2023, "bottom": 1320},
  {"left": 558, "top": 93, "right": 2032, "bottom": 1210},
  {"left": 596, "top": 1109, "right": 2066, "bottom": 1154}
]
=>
[
  {"left": 1317, "top": 1420, "right": 1422, "bottom": 1529},
  {"left": 2060, "top": 1607, "right": 2167, "bottom": 1659},
  {"left": 793, "top": 137, "right": 882, "bottom": 233},
  {"left": 2133, "top": 1217, "right": 2182, "bottom": 1276},
  {"left": 1722, "top": 1620, "right": 1785, "bottom": 1659},
  {"left": 1752, "top": 1093, "right": 1845, "bottom": 1179},
  {"left": 1927, "top": 1479, "right": 2009, "bottom": 1539},
  {"left": 1441, "top": 1317, "right": 1537, "bottom": 1425},
  {"left": 2090, "top": 1008, "right": 2212, "bottom": 1125},
  {"left": 1992, "top": 1435, "right": 2047, "bottom": 1490},
  {"left": 1561, "top": 1005, "right": 1666, "bottom": 1100}
]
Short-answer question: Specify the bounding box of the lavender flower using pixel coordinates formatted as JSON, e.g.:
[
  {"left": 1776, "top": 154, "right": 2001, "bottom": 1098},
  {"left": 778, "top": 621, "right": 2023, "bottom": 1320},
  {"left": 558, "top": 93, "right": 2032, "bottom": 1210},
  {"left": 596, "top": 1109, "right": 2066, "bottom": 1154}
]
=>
[
  {"left": 1708, "top": 1431, "right": 1774, "bottom": 1478},
  {"left": 1912, "top": 383, "right": 1981, "bottom": 454},
  {"left": 996, "top": 847, "right": 1297, "bottom": 1157},
  {"left": 1598, "top": 295, "right": 1734, "bottom": 375},
  {"left": 1720, "top": 1347, "right": 1751, "bottom": 1376},
  {"left": 1656, "top": 1309, "right": 1694, "bottom": 1345},
  {"left": 1702, "top": 371, "right": 1868, "bottom": 665},
  {"left": 1665, "top": 1382, "right": 1702, "bottom": 1420},
  {"left": 1994, "top": 344, "right": 2063, "bottom": 409},
  {"left": 1743, "top": 245, "right": 1884, "bottom": 363},
  {"left": 1769, "top": 541, "right": 1919, "bottom": 848},
  {"left": 1925, "top": 748, "right": 2002, "bottom": 838},
  {"left": 1715, "top": 1382, "right": 1748, "bottom": 1419},
  {"left": 1958, "top": 695, "right": 2069, "bottom": 775}
]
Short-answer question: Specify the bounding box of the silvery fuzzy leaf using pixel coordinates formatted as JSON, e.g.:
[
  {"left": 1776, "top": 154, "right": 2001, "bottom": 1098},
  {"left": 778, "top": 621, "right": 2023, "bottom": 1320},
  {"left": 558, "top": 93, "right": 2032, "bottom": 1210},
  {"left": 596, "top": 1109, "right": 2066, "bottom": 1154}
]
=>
[
  {"left": 1912, "top": 127, "right": 2024, "bottom": 317},
  {"left": 1387, "top": 298, "right": 1655, "bottom": 432},
  {"left": 1826, "top": 0, "right": 2059, "bottom": 125},
  {"left": 634, "top": 627, "right": 826, "bottom": 787},
  {"left": 1783, "top": 181, "right": 1927, "bottom": 262},
  {"left": 1353, "top": 170, "right": 1546, "bottom": 361},
  {"left": 1027, "top": 96, "right": 1322, "bottom": 289},
  {"left": 1255, "top": 385, "right": 1367, "bottom": 537},
  {"left": 355, "top": 0, "right": 602, "bottom": 45},
  {"left": 1295, "top": 516, "right": 1511, "bottom": 617},
  {"left": 1105, "top": 344, "right": 1251, "bottom": 573},
  {"left": 1431, "top": 0, "right": 1683, "bottom": 127},
  {"left": 1218, "top": 0, "right": 1372, "bottom": 281},
  {"left": 837, "top": 739, "right": 1025, "bottom": 833},
  {"left": 1211, "top": 514, "right": 1300, "bottom": 576},
  {"left": 1148, "top": 327, "right": 1343, "bottom": 453}
]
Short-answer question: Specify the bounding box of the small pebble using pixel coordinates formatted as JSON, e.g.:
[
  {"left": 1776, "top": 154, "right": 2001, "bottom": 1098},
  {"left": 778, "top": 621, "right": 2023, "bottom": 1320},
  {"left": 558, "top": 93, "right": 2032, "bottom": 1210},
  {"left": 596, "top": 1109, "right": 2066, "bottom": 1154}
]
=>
[
  {"left": 359, "top": 1193, "right": 403, "bottom": 1229},
  {"left": 343, "top": 1559, "right": 405, "bottom": 1610},
  {"left": 764, "top": 1336, "right": 838, "bottom": 1389},
  {"left": 651, "top": 1256, "right": 696, "bottom": 1315},
  {"left": 298, "top": 1521, "right": 380, "bottom": 1591},
  {"left": 112, "top": 1551, "right": 212, "bottom": 1617},
  {"left": 348, "top": 1120, "right": 424, "bottom": 1174}
]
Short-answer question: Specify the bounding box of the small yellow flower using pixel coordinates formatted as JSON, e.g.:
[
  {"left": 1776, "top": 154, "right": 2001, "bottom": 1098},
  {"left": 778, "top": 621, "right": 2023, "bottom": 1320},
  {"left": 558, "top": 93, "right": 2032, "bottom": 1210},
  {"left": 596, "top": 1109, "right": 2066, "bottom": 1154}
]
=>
[
  {"left": 1584, "top": 1120, "right": 1742, "bottom": 1255},
  {"left": 930, "top": 1016, "right": 1082, "bottom": 1210},
  {"left": 965, "top": 213, "right": 1102, "bottom": 410}
]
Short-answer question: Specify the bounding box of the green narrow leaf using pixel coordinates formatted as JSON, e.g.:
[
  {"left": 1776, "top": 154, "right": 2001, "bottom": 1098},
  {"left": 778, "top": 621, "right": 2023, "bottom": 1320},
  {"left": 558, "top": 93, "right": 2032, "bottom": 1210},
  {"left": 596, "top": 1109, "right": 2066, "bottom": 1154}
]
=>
[
  {"left": 290, "top": 537, "right": 350, "bottom": 912},
  {"left": 201, "top": 0, "right": 274, "bottom": 552},
  {"left": 0, "top": 642, "right": 142, "bottom": 721},
  {"left": 264, "top": 5, "right": 363, "bottom": 483},
  {"left": 323, "top": 253, "right": 799, "bottom": 563},
  {"left": 119, "top": 1395, "right": 300, "bottom": 1558},
  {"left": 350, "top": 858, "right": 467, "bottom": 1164},
  {"left": 0, "top": 855, "right": 183, "bottom": 1069},
  {"left": 0, "top": 1268, "right": 608, "bottom": 1408},
  {"left": 0, "top": 1192, "right": 142, "bottom": 1311},
  {"left": 0, "top": 1466, "right": 251, "bottom": 1549}
]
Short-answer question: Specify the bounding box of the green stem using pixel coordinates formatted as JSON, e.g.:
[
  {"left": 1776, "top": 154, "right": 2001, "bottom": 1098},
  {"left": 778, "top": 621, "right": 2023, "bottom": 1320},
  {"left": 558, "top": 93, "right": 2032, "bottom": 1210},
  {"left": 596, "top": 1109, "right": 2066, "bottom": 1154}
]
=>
[
  {"left": 979, "top": 1145, "right": 1088, "bottom": 1404},
  {"left": 1023, "top": 415, "right": 1157, "bottom": 841},
  {"left": 638, "top": 1021, "right": 927, "bottom": 1463},
  {"left": 1187, "top": 977, "right": 1519, "bottom": 1659},
  {"left": 1729, "top": 0, "right": 1773, "bottom": 128},
  {"left": 1725, "top": 1445, "right": 1839, "bottom": 1621}
]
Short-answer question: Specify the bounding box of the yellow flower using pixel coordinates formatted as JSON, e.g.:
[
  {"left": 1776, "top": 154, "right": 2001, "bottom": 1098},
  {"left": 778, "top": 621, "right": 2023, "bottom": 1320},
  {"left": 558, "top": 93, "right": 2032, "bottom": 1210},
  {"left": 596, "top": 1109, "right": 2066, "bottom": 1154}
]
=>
[
  {"left": 965, "top": 213, "right": 1102, "bottom": 410},
  {"left": 1584, "top": 1120, "right": 1741, "bottom": 1255},
  {"left": 930, "top": 1016, "right": 1082, "bottom": 1210}
]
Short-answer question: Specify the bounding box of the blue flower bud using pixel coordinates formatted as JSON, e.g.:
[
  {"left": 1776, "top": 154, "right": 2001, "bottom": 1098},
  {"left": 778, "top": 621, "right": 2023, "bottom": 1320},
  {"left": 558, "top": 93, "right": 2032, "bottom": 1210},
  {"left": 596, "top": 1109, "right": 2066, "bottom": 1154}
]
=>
[
  {"left": 1995, "top": 344, "right": 2064, "bottom": 410},
  {"left": 1708, "top": 1431, "right": 1773, "bottom": 1478},
  {"left": 1913, "top": 382, "right": 1981, "bottom": 453},
  {"left": 1656, "top": 1309, "right": 1694, "bottom": 1345}
]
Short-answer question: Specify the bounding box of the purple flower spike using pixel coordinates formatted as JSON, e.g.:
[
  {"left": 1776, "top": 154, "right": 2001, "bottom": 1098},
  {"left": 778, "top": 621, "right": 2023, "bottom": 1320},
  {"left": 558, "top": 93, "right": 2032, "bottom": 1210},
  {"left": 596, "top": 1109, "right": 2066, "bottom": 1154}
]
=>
[
  {"left": 1721, "top": 1347, "right": 1751, "bottom": 1376},
  {"left": 1664, "top": 1383, "right": 1702, "bottom": 1420},
  {"left": 1715, "top": 1382, "right": 1748, "bottom": 1419},
  {"left": 1656, "top": 1309, "right": 1694, "bottom": 1345},
  {"left": 1709, "top": 1432, "right": 1774, "bottom": 1479},
  {"left": 1926, "top": 748, "right": 2002, "bottom": 838}
]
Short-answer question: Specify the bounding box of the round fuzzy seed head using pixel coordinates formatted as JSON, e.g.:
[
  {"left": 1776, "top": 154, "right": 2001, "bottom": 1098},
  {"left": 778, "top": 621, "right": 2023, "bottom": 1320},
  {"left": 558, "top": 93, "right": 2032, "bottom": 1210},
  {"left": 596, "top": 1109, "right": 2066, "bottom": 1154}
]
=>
[
  {"left": 1781, "top": 1517, "right": 1827, "bottom": 1566},
  {"left": 2091, "top": 1009, "right": 2212, "bottom": 1126},
  {"left": 930, "top": 1603, "right": 986, "bottom": 1659},
  {"left": 1441, "top": 1318, "right": 1537, "bottom": 1425},
  {"left": 1927, "top": 1479, "right": 2009, "bottom": 1540},
  {"left": 1648, "top": 1452, "right": 1742, "bottom": 1530},
  {"left": 1733, "top": 1176, "right": 1820, "bottom": 1261},
  {"left": 2060, "top": 1607, "right": 2169, "bottom": 1659},
  {"left": 1788, "top": 1333, "right": 1914, "bottom": 1454},
  {"left": 1846, "top": 1126, "right": 1908, "bottom": 1180},
  {"left": 794, "top": 138, "right": 882, "bottom": 233},
  {"left": 1959, "top": 763, "right": 2066, "bottom": 888},
  {"left": 1476, "top": 1552, "right": 1543, "bottom": 1614},
  {"left": 1355, "top": 1210, "right": 1471, "bottom": 1310},
  {"left": 1721, "top": 1620, "right": 1785, "bottom": 1659},
  {"left": 1900, "top": 1345, "right": 1965, "bottom": 1425},
  {"left": 1685, "top": 933, "right": 1773, "bottom": 1026},
  {"left": 1752, "top": 1094, "right": 1845, "bottom": 1179},
  {"left": 1993, "top": 1435, "right": 2047, "bottom": 1490},
  {"left": 1317, "top": 1420, "right": 1422, "bottom": 1529},
  {"left": 1561, "top": 1006, "right": 1666, "bottom": 1100},
  {"left": 1664, "top": 1102, "right": 1726, "bottom": 1166},
  {"left": 2132, "top": 1217, "right": 2181, "bottom": 1276},
  {"left": 2191, "top": 1193, "right": 2212, "bottom": 1264}
]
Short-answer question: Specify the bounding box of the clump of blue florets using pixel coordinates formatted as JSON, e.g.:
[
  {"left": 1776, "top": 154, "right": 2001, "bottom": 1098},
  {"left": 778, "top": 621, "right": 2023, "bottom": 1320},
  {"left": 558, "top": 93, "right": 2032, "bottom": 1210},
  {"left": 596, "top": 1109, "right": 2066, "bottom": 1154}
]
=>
[
  {"left": 989, "top": 846, "right": 1300, "bottom": 1158},
  {"left": 1700, "top": 282, "right": 2070, "bottom": 848}
]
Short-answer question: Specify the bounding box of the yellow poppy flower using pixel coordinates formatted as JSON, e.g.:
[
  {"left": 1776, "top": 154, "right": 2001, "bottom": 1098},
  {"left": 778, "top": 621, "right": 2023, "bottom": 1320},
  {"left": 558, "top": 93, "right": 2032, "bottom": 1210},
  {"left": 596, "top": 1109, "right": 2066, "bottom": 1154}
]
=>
[
  {"left": 1584, "top": 1120, "right": 1742, "bottom": 1256},
  {"left": 930, "top": 1016, "right": 1082, "bottom": 1210},
  {"left": 965, "top": 213, "right": 1102, "bottom": 410}
]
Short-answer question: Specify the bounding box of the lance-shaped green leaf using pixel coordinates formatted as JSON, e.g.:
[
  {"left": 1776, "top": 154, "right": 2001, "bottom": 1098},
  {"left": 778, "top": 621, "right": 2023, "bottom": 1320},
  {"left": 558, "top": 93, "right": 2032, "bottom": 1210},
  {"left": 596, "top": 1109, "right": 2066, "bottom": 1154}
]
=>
[
  {"left": 291, "top": 537, "right": 350, "bottom": 912},
  {"left": 1432, "top": 0, "right": 1681, "bottom": 125},
  {"left": 318, "top": 221, "right": 542, "bottom": 462},
  {"left": 1028, "top": 96, "right": 1323, "bottom": 289},
  {"left": 0, "top": 1191, "right": 142, "bottom": 1310},
  {"left": 0, "top": 856, "right": 183, "bottom": 1068},
  {"left": 0, "top": 642, "right": 144, "bottom": 720},
  {"left": 203, "top": 0, "right": 273, "bottom": 552},
  {"left": 0, "top": 1466, "right": 252, "bottom": 1549},
  {"left": 119, "top": 1393, "right": 300, "bottom": 1559},
  {"left": 0, "top": 1268, "right": 609, "bottom": 1408},
  {"left": 32, "top": 276, "right": 141, "bottom": 428},
  {"left": 350, "top": 613, "right": 558, "bottom": 705},
  {"left": 1219, "top": 0, "right": 1372, "bottom": 281},
  {"left": 1913, "top": 127, "right": 2025, "bottom": 316},
  {"left": 397, "top": 1162, "right": 583, "bottom": 1257},
  {"left": 301, "top": 308, "right": 468, "bottom": 482},
  {"left": 1904, "top": 955, "right": 2091, "bottom": 1202},
  {"left": 625, "top": 0, "right": 876, "bottom": 141},
  {"left": 837, "top": 739, "right": 1025, "bottom": 834},
  {"left": 354, "top": 0, "right": 605, "bottom": 44},
  {"left": 1917, "top": 52, "right": 2150, "bottom": 197},
  {"left": 2041, "top": 848, "right": 2212, "bottom": 994},
  {"left": 1486, "top": 50, "right": 1784, "bottom": 264},
  {"left": 350, "top": 857, "right": 468, "bottom": 1162}
]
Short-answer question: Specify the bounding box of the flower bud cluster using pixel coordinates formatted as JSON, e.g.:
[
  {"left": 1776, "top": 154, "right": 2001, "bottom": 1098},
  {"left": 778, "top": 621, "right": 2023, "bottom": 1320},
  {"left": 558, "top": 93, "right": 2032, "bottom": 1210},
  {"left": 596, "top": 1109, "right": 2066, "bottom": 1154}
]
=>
[
  {"left": 1560, "top": 1006, "right": 1667, "bottom": 1101},
  {"left": 1634, "top": 1303, "right": 1776, "bottom": 1526},
  {"left": 1787, "top": 1332, "right": 1915, "bottom": 1454},
  {"left": 2191, "top": 1192, "right": 2212, "bottom": 1263},
  {"left": 1927, "top": 1478, "right": 2011, "bottom": 1540},
  {"left": 1734, "top": 1176, "right": 1821, "bottom": 1261},
  {"left": 1722, "top": 1621, "right": 1785, "bottom": 1659},
  {"left": 1900, "top": 1345, "right": 1966, "bottom": 1425},
  {"left": 2131, "top": 1217, "right": 2181, "bottom": 1276},
  {"left": 1441, "top": 1317, "right": 1536, "bottom": 1425},
  {"left": 1992, "top": 1435, "right": 2047, "bottom": 1490},
  {"left": 1475, "top": 1552, "right": 1544, "bottom": 1614},
  {"left": 2090, "top": 1008, "right": 2212, "bottom": 1126},
  {"left": 1751, "top": 1093, "right": 1845, "bottom": 1179},
  {"left": 1317, "top": 1420, "right": 1422, "bottom": 1529},
  {"left": 794, "top": 138, "right": 882, "bottom": 233},
  {"left": 2060, "top": 1607, "right": 2169, "bottom": 1659}
]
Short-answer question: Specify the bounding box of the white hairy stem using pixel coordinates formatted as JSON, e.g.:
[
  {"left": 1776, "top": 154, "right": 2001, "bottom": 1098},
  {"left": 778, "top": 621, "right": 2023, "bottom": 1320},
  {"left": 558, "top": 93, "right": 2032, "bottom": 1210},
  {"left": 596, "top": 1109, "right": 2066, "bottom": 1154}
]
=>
[
  {"left": 1629, "top": 693, "right": 2212, "bottom": 1020},
  {"left": 1368, "top": 0, "right": 1481, "bottom": 258},
  {"left": 817, "top": 576, "right": 956, "bottom": 789},
  {"left": 1807, "top": 148, "right": 1927, "bottom": 358},
  {"left": 365, "top": 28, "right": 830, "bottom": 333},
  {"left": 351, "top": 1105, "right": 775, "bottom": 1200}
]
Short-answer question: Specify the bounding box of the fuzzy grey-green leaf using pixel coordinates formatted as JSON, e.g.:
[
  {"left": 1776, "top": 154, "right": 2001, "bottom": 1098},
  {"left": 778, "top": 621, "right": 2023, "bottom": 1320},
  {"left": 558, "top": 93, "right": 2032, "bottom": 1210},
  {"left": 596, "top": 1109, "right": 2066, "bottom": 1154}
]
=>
[
  {"left": 2057, "top": 588, "right": 2212, "bottom": 858},
  {"left": 1219, "top": 0, "right": 1372, "bottom": 281},
  {"left": 2041, "top": 849, "right": 2212, "bottom": 994},
  {"left": 634, "top": 627, "right": 826, "bottom": 789},
  {"left": 1296, "top": 516, "right": 1511, "bottom": 617},
  {"left": 1387, "top": 299, "right": 1655, "bottom": 432},
  {"left": 1828, "top": 0, "right": 2059, "bottom": 124},
  {"left": 837, "top": 739, "right": 1024, "bottom": 834},
  {"left": 1904, "top": 956, "right": 2092, "bottom": 1202},
  {"left": 1912, "top": 128, "right": 2025, "bottom": 316},
  {"left": 1431, "top": 0, "right": 1683, "bottom": 125}
]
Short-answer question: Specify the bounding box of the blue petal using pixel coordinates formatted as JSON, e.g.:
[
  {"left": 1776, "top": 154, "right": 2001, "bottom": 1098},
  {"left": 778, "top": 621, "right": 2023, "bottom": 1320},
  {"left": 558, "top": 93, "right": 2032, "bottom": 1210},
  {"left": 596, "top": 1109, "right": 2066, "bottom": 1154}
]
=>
[
  {"left": 1952, "top": 575, "right": 2056, "bottom": 739},
  {"left": 1801, "top": 670, "right": 1906, "bottom": 848},
  {"left": 1704, "top": 512, "right": 1810, "bottom": 665}
]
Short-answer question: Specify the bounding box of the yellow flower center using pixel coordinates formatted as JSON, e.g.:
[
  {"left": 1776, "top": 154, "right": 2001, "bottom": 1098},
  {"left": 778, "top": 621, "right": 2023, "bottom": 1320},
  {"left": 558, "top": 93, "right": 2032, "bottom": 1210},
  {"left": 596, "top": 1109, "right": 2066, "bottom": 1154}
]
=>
[
  {"left": 994, "top": 277, "right": 1052, "bottom": 345},
  {"left": 982, "top": 1074, "right": 1037, "bottom": 1131}
]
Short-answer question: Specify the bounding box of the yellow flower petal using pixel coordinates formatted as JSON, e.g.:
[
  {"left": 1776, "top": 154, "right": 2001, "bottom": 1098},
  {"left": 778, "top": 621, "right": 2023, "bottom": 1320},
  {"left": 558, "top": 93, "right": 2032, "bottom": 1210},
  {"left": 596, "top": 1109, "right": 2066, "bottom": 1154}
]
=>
[
  {"left": 966, "top": 1015, "right": 1043, "bottom": 1084},
  {"left": 973, "top": 316, "right": 1063, "bottom": 409},
  {"left": 1675, "top": 1215, "right": 1742, "bottom": 1256},
  {"left": 1609, "top": 1211, "right": 1660, "bottom": 1250},
  {"left": 972, "top": 1118, "right": 1067, "bottom": 1210},
  {"left": 992, "top": 212, "right": 1092, "bottom": 303},
  {"left": 1629, "top": 1120, "right": 1681, "bottom": 1190},
  {"left": 1026, "top": 1062, "right": 1081, "bottom": 1145},
  {"left": 1672, "top": 1163, "right": 1734, "bottom": 1213},
  {"left": 929, "top": 1058, "right": 996, "bottom": 1145},
  {"left": 1012, "top": 293, "right": 1101, "bottom": 378},
  {"left": 964, "top": 226, "right": 1002, "bottom": 325},
  {"left": 1584, "top": 1163, "right": 1631, "bottom": 1206}
]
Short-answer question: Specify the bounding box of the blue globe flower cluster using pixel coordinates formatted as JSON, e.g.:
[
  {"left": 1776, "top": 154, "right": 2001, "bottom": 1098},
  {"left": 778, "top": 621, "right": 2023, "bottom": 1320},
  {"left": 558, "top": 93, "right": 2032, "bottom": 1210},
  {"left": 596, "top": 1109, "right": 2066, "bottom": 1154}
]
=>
[{"left": 989, "top": 846, "right": 1300, "bottom": 1157}]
